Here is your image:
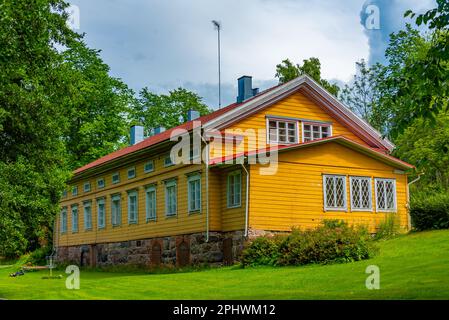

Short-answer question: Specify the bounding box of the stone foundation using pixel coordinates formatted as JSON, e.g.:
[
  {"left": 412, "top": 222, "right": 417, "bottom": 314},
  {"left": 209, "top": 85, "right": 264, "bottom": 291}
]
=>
[{"left": 56, "top": 230, "right": 245, "bottom": 268}]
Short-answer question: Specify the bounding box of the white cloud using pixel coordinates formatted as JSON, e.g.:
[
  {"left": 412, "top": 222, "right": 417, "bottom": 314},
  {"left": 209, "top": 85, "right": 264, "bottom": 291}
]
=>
[{"left": 70, "top": 0, "right": 434, "bottom": 108}]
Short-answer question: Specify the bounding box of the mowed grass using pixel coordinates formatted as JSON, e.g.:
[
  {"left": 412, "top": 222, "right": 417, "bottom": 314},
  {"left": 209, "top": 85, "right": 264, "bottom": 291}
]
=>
[{"left": 1, "top": 230, "right": 449, "bottom": 300}]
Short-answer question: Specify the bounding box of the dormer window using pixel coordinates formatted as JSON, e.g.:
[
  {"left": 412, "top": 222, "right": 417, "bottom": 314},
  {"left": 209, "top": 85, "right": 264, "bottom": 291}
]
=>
[
  {"left": 268, "top": 119, "right": 298, "bottom": 144},
  {"left": 302, "top": 122, "right": 332, "bottom": 142}
]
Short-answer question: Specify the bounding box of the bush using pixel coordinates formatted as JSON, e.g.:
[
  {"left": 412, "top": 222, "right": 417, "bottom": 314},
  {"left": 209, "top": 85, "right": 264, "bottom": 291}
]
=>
[
  {"left": 375, "top": 214, "right": 401, "bottom": 240},
  {"left": 25, "top": 246, "right": 53, "bottom": 266},
  {"left": 242, "top": 220, "right": 376, "bottom": 267},
  {"left": 241, "top": 236, "right": 283, "bottom": 267},
  {"left": 411, "top": 192, "right": 449, "bottom": 231}
]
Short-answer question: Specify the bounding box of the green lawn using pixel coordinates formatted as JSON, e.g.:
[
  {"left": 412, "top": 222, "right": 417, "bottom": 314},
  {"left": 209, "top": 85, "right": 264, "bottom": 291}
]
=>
[{"left": 1, "top": 230, "right": 449, "bottom": 300}]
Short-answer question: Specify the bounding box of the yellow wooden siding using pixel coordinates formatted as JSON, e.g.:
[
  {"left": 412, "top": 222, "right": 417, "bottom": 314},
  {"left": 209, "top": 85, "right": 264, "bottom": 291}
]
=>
[
  {"left": 212, "top": 167, "right": 247, "bottom": 232},
  {"left": 248, "top": 142, "right": 409, "bottom": 233},
  {"left": 209, "top": 91, "right": 368, "bottom": 159},
  {"left": 58, "top": 156, "right": 209, "bottom": 247}
]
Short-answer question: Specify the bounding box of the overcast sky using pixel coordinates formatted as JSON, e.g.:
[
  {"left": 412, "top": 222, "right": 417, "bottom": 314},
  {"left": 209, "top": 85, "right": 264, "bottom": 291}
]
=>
[{"left": 69, "top": 0, "right": 434, "bottom": 109}]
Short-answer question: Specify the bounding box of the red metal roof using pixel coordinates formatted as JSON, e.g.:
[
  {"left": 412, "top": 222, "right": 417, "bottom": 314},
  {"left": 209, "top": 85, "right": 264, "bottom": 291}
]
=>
[{"left": 74, "top": 84, "right": 285, "bottom": 175}]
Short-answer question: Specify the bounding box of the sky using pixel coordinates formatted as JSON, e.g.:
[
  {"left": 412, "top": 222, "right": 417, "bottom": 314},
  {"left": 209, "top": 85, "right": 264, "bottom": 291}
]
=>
[{"left": 69, "top": 0, "right": 435, "bottom": 109}]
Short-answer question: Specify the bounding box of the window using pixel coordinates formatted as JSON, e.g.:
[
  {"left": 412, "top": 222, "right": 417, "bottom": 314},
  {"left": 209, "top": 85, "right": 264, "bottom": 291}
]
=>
[
  {"left": 128, "top": 190, "right": 138, "bottom": 224},
  {"left": 188, "top": 174, "right": 201, "bottom": 213},
  {"left": 144, "top": 160, "right": 154, "bottom": 173},
  {"left": 165, "top": 180, "right": 177, "bottom": 216},
  {"left": 97, "top": 178, "right": 105, "bottom": 189},
  {"left": 83, "top": 182, "right": 91, "bottom": 193},
  {"left": 111, "top": 194, "right": 121, "bottom": 226},
  {"left": 71, "top": 204, "right": 79, "bottom": 232},
  {"left": 62, "top": 190, "right": 67, "bottom": 198},
  {"left": 83, "top": 201, "right": 92, "bottom": 230},
  {"left": 97, "top": 198, "right": 106, "bottom": 229},
  {"left": 164, "top": 154, "right": 174, "bottom": 167},
  {"left": 112, "top": 172, "right": 120, "bottom": 184},
  {"left": 72, "top": 186, "right": 78, "bottom": 196},
  {"left": 227, "top": 171, "right": 242, "bottom": 208},
  {"left": 350, "top": 177, "right": 372, "bottom": 211},
  {"left": 146, "top": 186, "right": 157, "bottom": 222},
  {"left": 323, "top": 175, "right": 347, "bottom": 211},
  {"left": 127, "top": 167, "right": 136, "bottom": 179},
  {"left": 375, "top": 178, "right": 397, "bottom": 212},
  {"left": 268, "top": 119, "right": 297, "bottom": 144},
  {"left": 303, "top": 123, "right": 331, "bottom": 142},
  {"left": 60, "top": 208, "right": 67, "bottom": 233}
]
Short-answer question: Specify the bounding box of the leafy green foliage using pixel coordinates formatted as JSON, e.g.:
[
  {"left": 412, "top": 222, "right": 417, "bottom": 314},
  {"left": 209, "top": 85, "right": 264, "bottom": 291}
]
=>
[
  {"left": 339, "top": 60, "right": 384, "bottom": 131},
  {"left": 411, "top": 192, "right": 449, "bottom": 231},
  {"left": 240, "top": 236, "right": 283, "bottom": 267},
  {"left": 0, "top": 0, "right": 78, "bottom": 257},
  {"left": 242, "top": 220, "right": 376, "bottom": 267},
  {"left": 394, "top": 112, "right": 449, "bottom": 190},
  {"left": 26, "top": 246, "right": 53, "bottom": 266},
  {"left": 275, "top": 57, "right": 340, "bottom": 96},
  {"left": 132, "top": 88, "right": 211, "bottom": 135},
  {"left": 374, "top": 214, "right": 401, "bottom": 240},
  {"left": 62, "top": 42, "right": 135, "bottom": 170}
]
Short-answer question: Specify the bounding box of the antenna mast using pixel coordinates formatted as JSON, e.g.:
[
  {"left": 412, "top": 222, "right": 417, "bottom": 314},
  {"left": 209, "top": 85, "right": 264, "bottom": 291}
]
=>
[{"left": 212, "top": 20, "right": 221, "bottom": 109}]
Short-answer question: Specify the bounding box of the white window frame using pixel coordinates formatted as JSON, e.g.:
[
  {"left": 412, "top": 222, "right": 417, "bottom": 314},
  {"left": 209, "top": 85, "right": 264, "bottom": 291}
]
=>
[
  {"left": 165, "top": 180, "right": 177, "bottom": 217},
  {"left": 72, "top": 186, "right": 78, "bottom": 196},
  {"left": 266, "top": 118, "right": 299, "bottom": 145},
  {"left": 97, "top": 178, "right": 105, "bottom": 189},
  {"left": 83, "top": 201, "right": 92, "bottom": 230},
  {"left": 127, "top": 190, "right": 138, "bottom": 224},
  {"left": 350, "top": 176, "right": 373, "bottom": 212},
  {"left": 97, "top": 198, "right": 106, "bottom": 229},
  {"left": 302, "top": 122, "right": 332, "bottom": 142},
  {"left": 145, "top": 186, "right": 157, "bottom": 222},
  {"left": 60, "top": 207, "right": 67, "bottom": 233},
  {"left": 164, "top": 154, "right": 174, "bottom": 167},
  {"left": 144, "top": 160, "right": 155, "bottom": 173},
  {"left": 127, "top": 167, "right": 136, "bottom": 179},
  {"left": 71, "top": 204, "right": 79, "bottom": 232},
  {"left": 187, "top": 174, "right": 202, "bottom": 213},
  {"left": 83, "top": 182, "right": 91, "bottom": 193},
  {"left": 374, "top": 178, "right": 397, "bottom": 213},
  {"left": 111, "top": 194, "right": 121, "bottom": 226},
  {"left": 227, "top": 170, "right": 242, "bottom": 208},
  {"left": 112, "top": 172, "right": 120, "bottom": 184},
  {"left": 323, "top": 175, "right": 347, "bottom": 211}
]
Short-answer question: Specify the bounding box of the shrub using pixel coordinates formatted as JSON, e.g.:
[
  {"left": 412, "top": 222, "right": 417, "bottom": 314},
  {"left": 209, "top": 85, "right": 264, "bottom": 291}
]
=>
[
  {"left": 375, "top": 214, "right": 401, "bottom": 240},
  {"left": 242, "top": 220, "right": 376, "bottom": 267},
  {"left": 25, "top": 246, "right": 53, "bottom": 266},
  {"left": 411, "top": 192, "right": 449, "bottom": 231},
  {"left": 241, "top": 236, "right": 284, "bottom": 267}
]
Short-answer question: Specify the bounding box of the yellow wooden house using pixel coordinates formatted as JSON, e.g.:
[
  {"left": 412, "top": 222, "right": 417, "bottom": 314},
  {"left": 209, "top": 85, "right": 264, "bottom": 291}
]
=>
[{"left": 55, "top": 75, "right": 413, "bottom": 267}]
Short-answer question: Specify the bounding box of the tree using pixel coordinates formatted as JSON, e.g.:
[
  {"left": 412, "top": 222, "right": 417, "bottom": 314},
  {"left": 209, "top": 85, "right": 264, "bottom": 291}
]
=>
[
  {"left": 133, "top": 88, "right": 211, "bottom": 135},
  {"left": 0, "top": 0, "right": 79, "bottom": 256},
  {"left": 394, "top": 111, "right": 449, "bottom": 191},
  {"left": 372, "top": 24, "right": 432, "bottom": 139},
  {"left": 340, "top": 60, "right": 382, "bottom": 127},
  {"left": 275, "top": 57, "right": 340, "bottom": 96},
  {"left": 62, "top": 42, "right": 135, "bottom": 170}
]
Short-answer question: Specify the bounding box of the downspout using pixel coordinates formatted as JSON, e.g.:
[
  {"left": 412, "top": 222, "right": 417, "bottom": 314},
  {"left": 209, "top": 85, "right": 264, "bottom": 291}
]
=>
[
  {"left": 406, "top": 173, "right": 424, "bottom": 231},
  {"left": 201, "top": 135, "right": 210, "bottom": 242},
  {"left": 240, "top": 162, "right": 249, "bottom": 237}
]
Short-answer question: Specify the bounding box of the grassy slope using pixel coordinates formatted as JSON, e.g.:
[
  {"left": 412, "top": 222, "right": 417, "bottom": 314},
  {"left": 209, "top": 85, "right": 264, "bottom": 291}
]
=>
[{"left": 0, "top": 230, "right": 448, "bottom": 300}]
